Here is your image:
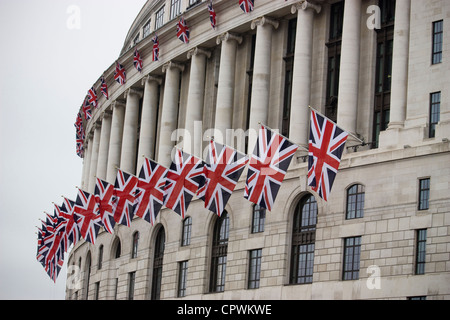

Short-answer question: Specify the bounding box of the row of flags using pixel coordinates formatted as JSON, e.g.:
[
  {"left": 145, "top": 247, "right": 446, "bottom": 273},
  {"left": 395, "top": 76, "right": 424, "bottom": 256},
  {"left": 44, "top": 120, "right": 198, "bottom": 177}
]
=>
[
  {"left": 73, "top": 1, "right": 259, "bottom": 158},
  {"left": 40, "top": 108, "right": 349, "bottom": 282}
]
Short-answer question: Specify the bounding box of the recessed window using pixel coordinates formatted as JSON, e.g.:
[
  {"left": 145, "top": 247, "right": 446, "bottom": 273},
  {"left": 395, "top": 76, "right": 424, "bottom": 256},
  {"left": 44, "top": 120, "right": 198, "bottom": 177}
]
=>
[
  {"left": 346, "top": 184, "right": 365, "bottom": 220},
  {"left": 131, "top": 232, "right": 139, "bottom": 259},
  {"left": 155, "top": 6, "right": 165, "bottom": 30},
  {"left": 178, "top": 261, "right": 188, "bottom": 297},
  {"left": 209, "top": 212, "right": 229, "bottom": 293},
  {"left": 248, "top": 249, "right": 262, "bottom": 289},
  {"left": 151, "top": 227, "right": 165, "bottom": 300},
  {"left": 429, "top": 92, "right": 441, "bottom": 138},
  {"left": 170, "top": 0, "right": 182, "bottom": 20},
  {"left": 432, "top": 20, "right": 443, "bottom": 64},
  {"left": 343, "top": 237, "right": 361, "bottom": 281},
  {"left": 181, "top": 217, "right": 192, "bottom": 246},
  {"left": 128, "top": 272, "right": 136, "bottom": 300},
  {"left": 251, "top": 205, "right": 265, "bottom": 233},
  {"left": 143, "top": 19, "right": 151, "bottom": 38},
  {"left": 418, "top": 178, "right": 430, "bottom": 211},
  {"left": 415, "top": 229, "right": 427, "bottom": 275}
]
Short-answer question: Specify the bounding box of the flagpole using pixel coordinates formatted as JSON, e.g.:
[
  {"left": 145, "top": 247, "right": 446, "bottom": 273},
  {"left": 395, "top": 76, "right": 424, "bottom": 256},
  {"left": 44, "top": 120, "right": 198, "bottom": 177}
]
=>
[
  {"left": 308, "top": 106, "right": 365, "bottom": 144},
  {"left": 258, "top": 122, "right": 309, "bottom": 152}
]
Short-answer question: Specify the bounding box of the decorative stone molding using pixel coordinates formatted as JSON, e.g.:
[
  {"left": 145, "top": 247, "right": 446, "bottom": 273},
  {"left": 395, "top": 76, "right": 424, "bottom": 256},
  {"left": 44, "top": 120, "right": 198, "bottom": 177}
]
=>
[
  {"left": 251, "top": 16, "right": 279, "bottom": 30},
  {"left": 291, "top": 0, "right": 322, "bottom": 14},
  {"left": 187, "top": 47, "right": 212, "bottom": 60},
  {"left": 162, "top": 61, "right": 185, "bottom": 73},
  {"left": 216, "top": 32, "right": 243, "bottom": 46},
  {"left": 124, "top": 87, "right": 144, "bottom": 99},
  {"left": 141, "top": 75, "right": 162, "bottom": 86}
]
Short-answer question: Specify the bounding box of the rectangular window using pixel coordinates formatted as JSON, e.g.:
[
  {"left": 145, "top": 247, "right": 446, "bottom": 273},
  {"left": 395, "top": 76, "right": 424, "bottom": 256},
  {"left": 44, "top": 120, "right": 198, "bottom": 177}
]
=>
[
  {"left": 248, "top": 249, "right": 262, "bottom": 289},
  {"left": 155, "top": 6, "right": 165, "bottom": 30},
  {"left": 143, "top": 19, "right": 151, "bottom": 38},
  {"left": 94, "top": 282, "right": 100, "bottom": 300},
  {"left": 418, "top": 178, "right": 430, "bottom": 211},
  {"left": 251, "top": 205, "right": 266, "bottom": 233},
  {"left": 178, "top": 261, "right": 188, "bottom": 297},
  {"left": 343, "top": 237, "right": 361, "bottom": 281},
  {"left": 282, "top": 18, "right": 297, "bottom": 138},
  {"left": 429, "top": 92, "right": 441, "bottom": 138},
  {"left": 170, "top": 0, "right": 182, "bottom": 20},
  {"left": 128, "top": 272, "right": 136, "bottom": 300},
  {"left": 432, "top": 20, "right": 443, "bottom": 64},
  {"left": 415, "top": 229, "right": 427, "bottom": 275}
]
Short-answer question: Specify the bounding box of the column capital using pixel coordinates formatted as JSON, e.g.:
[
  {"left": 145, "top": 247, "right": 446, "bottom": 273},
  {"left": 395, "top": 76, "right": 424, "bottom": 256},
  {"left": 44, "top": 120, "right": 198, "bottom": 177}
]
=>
[
  {"left": 251, "top": 16, "right": 279, "bottom": 30},
  {"left": 124, "top": 87, "right": 144, "bottom": 99},
  {"left": 291, "top": 0, "right": 321, "bottom": 15},
  {"left": 100, "top": 109, "right": 113, "bottom": 121},
  {"left": 162, "top": 61, "right": 185, "bottom": 73},
  {"left": 141, "top": 74, "right": 162, "bottom": 86},
  {"left": 187, "top": 47, "right": 212, "bottom": 60},
  {"left": 111, "top": 99, "right": 126, "bottom": 109},
  {"left": 216, "top": 32, "right": 243, "bottom": 46}
]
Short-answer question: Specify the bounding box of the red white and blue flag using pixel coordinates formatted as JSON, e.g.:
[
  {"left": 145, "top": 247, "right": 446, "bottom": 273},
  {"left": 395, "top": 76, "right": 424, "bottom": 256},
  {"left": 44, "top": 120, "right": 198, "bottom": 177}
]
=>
[
  {"left": 54, "top": 197, "right": 79, "bottom": 249},
  {"left": 73, "top": 189, "right": 102, "bottom": 244},
  {"left": 94, "top": 178, "right": 117, "bottom": 234},
  {"left": 177, "top": 17, "right": 190, "bottom": 43},
  {"left": 239, "top": 0, "right": 254, "bottom": 13},
  {"left": 198, "top": 140, "right": 249, "bottom": 217},
  {"left": 114, "top": 61, "right": 126, "bottom": 85},
  {"left": 163, "top": 149, "right": 205, "bottom": 218},
  {"left": 82, "top": 97, "right": 92, "bottom": 121},
  {"left": 208, "top": 1, "right": 217, "bottom": 29},
  {"left": 113, "top": 169, "right": 139, "bottom": 227},
  {"left": 152, "top": 34, "right": 160, "bottom": 61},
  {"left": 100, "top": 76, "right": 109, "bottom": 100},
  {"left": 135, "top": 158, "right": 168, "bottom": 225},
  {"left": 244, "top": 125, "right": 298, "bottom": 211},
  {"left": 308, "top": 109, "right": 348, "bottom": 201},
  {"left": 87, "top": 86, "right": 98, "bottom": 108},
  {"left": 134, "top": 47, "right": 143, "bottom": 72}
]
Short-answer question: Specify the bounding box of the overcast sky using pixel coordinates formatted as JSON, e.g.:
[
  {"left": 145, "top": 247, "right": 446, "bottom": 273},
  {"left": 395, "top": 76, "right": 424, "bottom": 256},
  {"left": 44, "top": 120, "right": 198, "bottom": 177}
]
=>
[{"left": 0, "top": 0, "right": 147, "bottom": 300}]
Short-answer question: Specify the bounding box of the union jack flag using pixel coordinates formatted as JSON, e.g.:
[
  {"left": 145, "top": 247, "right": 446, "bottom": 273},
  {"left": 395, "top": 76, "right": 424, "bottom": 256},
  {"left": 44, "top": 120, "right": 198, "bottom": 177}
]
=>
[
  {"left": 100, "top": 76, "right": 109, "bottom": 100},
  {"left": 54, "top": 197, "right": 79, "bottom": 249},
  {"left": 134, "top": 47, "right": 143, "bottom": 72},
  {"left": 239, "top": 0, "right": 254, "bottom": 13},
  {"left": 198, "top": 140, "right": 249, "bottom": 216},
  {"left": 87, "top": 86, "right": 98, "bottom": 108},
  {"left": 94, "top": 178, "right": 117, "bottom": 234},
  {"left": 114, "top": 61, "right": 126, "bottom": 85},
  {"left": 43, "top": 219, "right": 66, "bottom": 282},
  {"left": 135, "top": 158, "right": 168, "bottom": 225},
  {"left": 163, "top": 149, "right": 205, "bottom": 218},
  {"left": 113, "top": 169, "right": 139, "bottom": 227},
  {"left": 73, "top": 188, "right": 102, "bottom": 244},
  {"left": 244, "top": 125, "right": 298, "bottom": 211},
  {"left": 82, "top": 97, "right": 92, "bottom": 121},
  {"left": 177, "top": 17, "right": 190, "bottom": 44},
  {"left": 152, "top": 34, "right": 159, "bottom": 61},
  {"left": 308, "top": 109, "right": 348, "bottom": 201},
  {"left": 208, "top": 1, "right": 217, "bottom": 29}
]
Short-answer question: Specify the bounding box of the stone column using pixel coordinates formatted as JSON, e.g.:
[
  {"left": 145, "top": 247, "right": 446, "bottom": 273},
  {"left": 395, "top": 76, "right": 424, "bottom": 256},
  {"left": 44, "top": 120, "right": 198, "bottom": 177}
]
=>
[
  {"left": 106, "top": 100, "right": 126, "bottom": 184},
  {"left": 289, "top": 1, "right": 321, "bottom": 146},
  {"left": 214, "top": 32, "right": 242, "bottom": 145},
  {"left": 96, "top": 109, "right": 112, "bottom": 180},
  {"left": 247, "top": 16, "right": 279, "bottom": 151},
  {"left": 88, "top": 123, "right": 101, "bottom": 193},
  {"left": 185, "top": 47, "right": 211, "bottom": 158},
  {"left": 81, "top": 135, "right": 93, "bottom": 190},
  {"left": 121, "top": 88, "right": 143, "bottom": 175},
  {"left": 337, "top": 0, "right": 361, "bottom": 134},
  {"left": 158, "top": 61, "right": 184, "bottom": 167},
  {"left": 388, "top": 0, "right": 411, "bottom": 129},
  {"left": 137, "top": 75, "right": 162, "bottom": 170}
]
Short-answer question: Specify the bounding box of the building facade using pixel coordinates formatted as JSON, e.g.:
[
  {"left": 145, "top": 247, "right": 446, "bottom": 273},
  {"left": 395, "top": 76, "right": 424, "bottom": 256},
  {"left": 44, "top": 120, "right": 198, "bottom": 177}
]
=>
[{"left": 66, "top": 0, "right": 450, "bottom": 300}]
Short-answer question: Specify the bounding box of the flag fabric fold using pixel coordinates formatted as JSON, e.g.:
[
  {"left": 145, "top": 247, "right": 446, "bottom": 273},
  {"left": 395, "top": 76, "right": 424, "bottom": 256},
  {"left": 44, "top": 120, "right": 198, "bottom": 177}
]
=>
[
  {"left": 134, "top": 47, "right": 143, "bottom": 72},
  {"left": 163, "top": 149, "right": 205, "bottom": 218},
  {"left": 177, "top": 17, "right": 190, "bottom": 43},
  {"left": 199, "top": 140, "right": 249, "bottom": 216},
  {"left": 95, "top": 178, "right": 117, "bottom": 234},
  {"left": 239, "top": 0, "right": 254, "bottom": 13},
  {"left": 73, "top": 189, "right": 102, "bottom": 244},
  {"left": 244, "top": 125, "right": 298, "bottom": 211},
  {"left": 307, "top": 108, "right": 349, "bottom": 202},
  {"left": 208, "top": 1, "right": 217, "bottom": 29},
  {"left": 100, "top": 76, "right": 109, "bottom": 100},
  {"left": 87, "top": 86, "right": 98, "bottom": 108},
  {"left": 113, "top": 169, "right": 139, "bottom": 227},
  {"left": 114, "top": 61, "right": 126, "bottom": 85},
  {"left": 152, "top": 34, "right": 160, "bottom": 61},
  {"left": 135, "top": 158, "right": 168, "bottom": 225}
]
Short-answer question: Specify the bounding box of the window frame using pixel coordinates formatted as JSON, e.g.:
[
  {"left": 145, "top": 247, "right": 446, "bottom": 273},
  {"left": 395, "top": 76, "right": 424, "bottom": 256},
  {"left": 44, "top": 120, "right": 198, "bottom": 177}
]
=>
[
  {"left": 155, "top": 5, "right": 165, "bottom": 30},
  {"left": 415, "top": 229, "right": 427, "bottom": 275},
  {"left": 209, "top": 212, "right": 229, "bottom": 293},
  {"left": 432, "top": 20, "right": 444, "bottom": 65},
  {"left": 248, "top": 249, "right": 262, "bottom": 289},
  {"left": 131, "top": 231, "right": 139, "bottom": 259},
  {"left": 346, "top": 184, "right": 365, "bottom": 220},
  {"left": 342, "top": 236, "right": 362, "bottom": 281},
  {"left": 429, "top": 92, "right": 441, "bottom": 138},
  {"left": 418, "top": 178, "right": 431, "bottom": 211},
  {"left": 251, "top": 205, "right": 266, "bottom": 234},
  {"left": 181, "top": 216, "right": 192, "bottom": 246},
  {"left": 178, "top": 260, "right": 189, "bottom": 297}
]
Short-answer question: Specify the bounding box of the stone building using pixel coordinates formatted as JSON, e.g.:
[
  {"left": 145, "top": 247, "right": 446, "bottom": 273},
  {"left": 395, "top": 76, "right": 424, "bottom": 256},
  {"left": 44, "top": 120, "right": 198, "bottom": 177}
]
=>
[{"left": 66, "top": 0, "right": 450, "bottom": 300}]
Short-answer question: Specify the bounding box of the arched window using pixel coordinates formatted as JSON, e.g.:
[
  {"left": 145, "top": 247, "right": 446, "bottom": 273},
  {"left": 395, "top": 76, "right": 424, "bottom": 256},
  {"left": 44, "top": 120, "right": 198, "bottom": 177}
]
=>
[
  {"left": 346, "top": 184, "right": 365, "bottom": 220},
  {"left": 290, "top": 194, "right": 318, "bottom": 285},
  {"left": 151, "top": 227, "right": 165, "bottom": 300},
  {"left": 251, "top": 204, "right": 265, "bottom": 233},
  {"left": 181, "top": 216, "right": 192, "bottom": 246},
  {"left": 209, "top": 211, "right": 229, "bottom": 293},
  {"left": 113, "top": 238, "right": 121, "bottom": 259},
  {"left": 98, "top": 245, "right": 104, "bottom": 270},
  {"left": 131, "top": 232, "right": 139, "bottom": 259},
  {"left": 84, "top": 252, "right": 92, "bottom": 300}
]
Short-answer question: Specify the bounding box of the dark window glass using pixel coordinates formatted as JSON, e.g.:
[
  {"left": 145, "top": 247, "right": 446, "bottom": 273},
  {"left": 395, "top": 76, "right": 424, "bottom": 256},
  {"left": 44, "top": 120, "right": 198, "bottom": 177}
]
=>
[
  {"left": 131, "top": 232, "right": 139, "bottom": 259},
  {"left": 415, "top": 229, "right": 427, "bottom": 275},
  {"left": 429, "top": 92, "right": 441, "bottom": 138},
  {"left": 248, "top": 249, "right": 262, "bottom": 289},
  {"left": 252, "top": 205, "right": 266, "bottom": 233},
  {"left": 210, "top": 212, "right": 229, "bottom": 293},
  {"left": 432, "top": 20, "right": 443, "bottom": 64},
  {"left": 151, "top": 227, "right": 165, "bottom": 300},
  {"left": 178, "top": 261, "right": 188, "bottom": 297},
  {"left": 343, "top": 237, "right": 361, "bottom": 280},
  {"left": 418, "top": 178, "right": 430, "bottom": 211},
  {"left": 182, "top": 216, "right": 192, "bottom": 246},
  {"left": 128, "top": 272, "right": 135, "bottom": 300},
  {"left": 346, "top": 184, "right": 365, "bottom": 219}
]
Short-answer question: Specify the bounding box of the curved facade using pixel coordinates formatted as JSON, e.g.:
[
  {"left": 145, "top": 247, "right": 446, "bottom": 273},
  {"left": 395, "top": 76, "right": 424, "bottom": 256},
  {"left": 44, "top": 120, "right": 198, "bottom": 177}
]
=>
[{"left": 67, "top": 0, "right": 450, "bottom": 300}]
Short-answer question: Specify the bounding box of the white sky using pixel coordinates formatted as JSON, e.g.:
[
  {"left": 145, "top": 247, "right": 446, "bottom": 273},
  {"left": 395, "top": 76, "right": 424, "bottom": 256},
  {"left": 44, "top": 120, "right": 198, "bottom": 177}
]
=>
[{"left": 0, "top": 0, "right": 147, "bottom": 299}]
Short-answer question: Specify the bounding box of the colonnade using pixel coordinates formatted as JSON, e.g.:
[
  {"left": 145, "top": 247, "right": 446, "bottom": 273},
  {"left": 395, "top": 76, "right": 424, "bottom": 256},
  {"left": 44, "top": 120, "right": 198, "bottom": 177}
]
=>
[{"left": 81, "top": 0, "right": 412, "bottom": 193}]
